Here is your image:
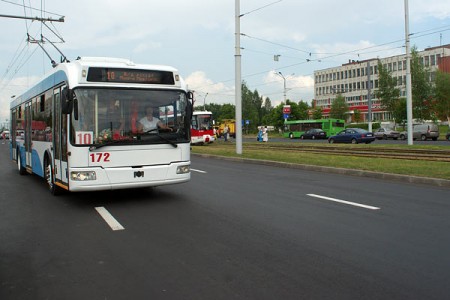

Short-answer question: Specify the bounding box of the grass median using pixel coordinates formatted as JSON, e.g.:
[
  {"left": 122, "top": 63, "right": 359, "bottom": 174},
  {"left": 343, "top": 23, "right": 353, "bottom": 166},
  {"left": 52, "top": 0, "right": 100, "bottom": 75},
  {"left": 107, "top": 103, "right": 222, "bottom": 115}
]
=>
[{"left": 191, "top": 140, "right": 450, "bottom": 181}]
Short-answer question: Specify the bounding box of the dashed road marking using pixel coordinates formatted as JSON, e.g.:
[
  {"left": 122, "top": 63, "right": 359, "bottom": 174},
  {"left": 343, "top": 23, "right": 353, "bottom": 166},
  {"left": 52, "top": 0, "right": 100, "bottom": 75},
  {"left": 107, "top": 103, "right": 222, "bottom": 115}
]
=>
[
  {"left": 307, "top": 194, "right": 380, "bottom": 210},
  {"left": 95, "top": 207, "right": 125, "bottom": 231}
]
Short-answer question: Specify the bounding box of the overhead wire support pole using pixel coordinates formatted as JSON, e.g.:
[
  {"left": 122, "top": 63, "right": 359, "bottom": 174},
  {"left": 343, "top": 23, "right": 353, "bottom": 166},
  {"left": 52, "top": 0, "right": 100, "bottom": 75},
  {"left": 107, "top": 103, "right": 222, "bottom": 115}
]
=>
[
  {"left": 235, "top": 0, "right": 242, "bottom": 155},
  {"left": 203, "top": 93, "right": 208, "bottom": 111},
  {"left": 0, "top": 14, "right": 64, "bottom": 22},
  {"left": 274, "top": 72, "right": 287, "bottom": 102},
  {"left": 404, "top": 0, "right": 413, "bottom": 145},
  {"left": 366, "top": 61, "right": 372, "bottom": 132},
  {"left": 234, "top": 0, "right": 282, "bottom": 155}
]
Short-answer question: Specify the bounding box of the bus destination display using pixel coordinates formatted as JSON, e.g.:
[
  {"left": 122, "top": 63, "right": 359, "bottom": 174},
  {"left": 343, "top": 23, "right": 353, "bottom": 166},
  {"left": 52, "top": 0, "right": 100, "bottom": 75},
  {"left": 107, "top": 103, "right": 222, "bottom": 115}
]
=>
[{"left": 87, "top": 68, "right": 175, "bottom": 85}]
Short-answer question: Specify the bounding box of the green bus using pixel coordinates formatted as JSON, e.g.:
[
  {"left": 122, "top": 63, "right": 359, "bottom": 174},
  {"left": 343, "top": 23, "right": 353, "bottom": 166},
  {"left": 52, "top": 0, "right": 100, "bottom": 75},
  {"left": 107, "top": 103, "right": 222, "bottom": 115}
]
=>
[{"left": 283, "top": 118, "right": 345, "bottom": 139}]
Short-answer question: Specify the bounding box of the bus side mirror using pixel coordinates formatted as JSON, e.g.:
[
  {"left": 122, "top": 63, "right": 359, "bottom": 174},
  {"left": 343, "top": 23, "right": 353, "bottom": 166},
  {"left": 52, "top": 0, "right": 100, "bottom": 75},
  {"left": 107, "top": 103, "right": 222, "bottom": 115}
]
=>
[
  {"left": 61, "top": 87, "right": 73, "bottom": 114},
  {"left": 187, "top": 91, "right": 194, "bottom": 119},
  {"left": 185, "top": 95, "right": 193, "bottom": 138},
  {"left": 73, "top": 98, "right": 79, "bottom": 120}
]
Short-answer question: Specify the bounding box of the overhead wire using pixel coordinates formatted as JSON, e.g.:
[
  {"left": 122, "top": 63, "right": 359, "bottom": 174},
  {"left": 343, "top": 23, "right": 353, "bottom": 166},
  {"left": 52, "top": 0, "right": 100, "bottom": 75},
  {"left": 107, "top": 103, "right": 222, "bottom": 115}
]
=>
[
  {"left": 0, "top": 0, "right": 65, "bottom": 94},
  {"left": 241, "top": 26, "right": 449, "bottom": 96}
]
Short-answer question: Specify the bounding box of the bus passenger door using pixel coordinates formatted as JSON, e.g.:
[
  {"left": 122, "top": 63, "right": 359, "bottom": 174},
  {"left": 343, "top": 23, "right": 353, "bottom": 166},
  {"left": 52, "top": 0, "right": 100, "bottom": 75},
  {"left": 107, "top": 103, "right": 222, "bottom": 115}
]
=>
[
  {"left": 53, "top": 87, "right": 69, "bottom": 189},
  {"left": 25, "top": 102, "right": 32, "bottom": 169}
]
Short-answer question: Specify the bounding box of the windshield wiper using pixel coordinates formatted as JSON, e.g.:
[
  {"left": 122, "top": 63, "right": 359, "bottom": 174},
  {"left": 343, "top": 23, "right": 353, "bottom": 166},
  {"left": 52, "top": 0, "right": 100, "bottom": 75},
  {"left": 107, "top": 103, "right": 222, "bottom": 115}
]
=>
[
  {"left": 153, "top": 132, "right": 178, "bottom": 148},
  {"left": 142, "top": 128, "right": 178, "bottom": 148},
  {"left": 89, "top": 139, "right": 123, "bottom": 150}
]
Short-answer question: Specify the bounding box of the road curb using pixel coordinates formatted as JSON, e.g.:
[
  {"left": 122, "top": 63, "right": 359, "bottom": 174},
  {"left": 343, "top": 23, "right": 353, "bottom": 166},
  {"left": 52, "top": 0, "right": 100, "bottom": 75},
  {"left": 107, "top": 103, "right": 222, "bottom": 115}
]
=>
[{"left": 193, "top": 153, "right": 450, "bottom": 188}]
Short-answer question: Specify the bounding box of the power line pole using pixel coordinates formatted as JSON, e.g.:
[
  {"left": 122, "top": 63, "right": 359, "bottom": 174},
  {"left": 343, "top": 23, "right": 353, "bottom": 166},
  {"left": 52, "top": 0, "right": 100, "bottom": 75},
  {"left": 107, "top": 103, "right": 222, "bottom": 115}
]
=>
[
  {"left": 235, "top": 0, "right": 242, "bottom": 154},
  {"left": 404, "top": 0, "right": 413, "bottom": 145},
  {"left": 275, "top": 72, "right": 287, "bottom": 102},
  {"left": 367, "top": 61, "right": 372, "bottom": 132}
]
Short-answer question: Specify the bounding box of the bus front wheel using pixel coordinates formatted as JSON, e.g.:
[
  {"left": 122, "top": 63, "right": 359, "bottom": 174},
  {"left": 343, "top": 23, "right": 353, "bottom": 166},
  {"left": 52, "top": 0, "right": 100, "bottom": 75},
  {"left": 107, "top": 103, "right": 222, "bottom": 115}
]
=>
[{"left": 45, "top": 158, "right": 62, "bottom": 196}]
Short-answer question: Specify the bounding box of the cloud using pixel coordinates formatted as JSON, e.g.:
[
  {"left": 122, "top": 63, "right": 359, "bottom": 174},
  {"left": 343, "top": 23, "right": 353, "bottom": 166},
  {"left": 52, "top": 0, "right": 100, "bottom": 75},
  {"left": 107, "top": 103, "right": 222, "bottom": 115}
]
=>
[
  {"left": 0, "top": 75, "right": 40, "bottom": 123},
  {"left": 185, "top": 71, "right": 234, "bottom": 105}
]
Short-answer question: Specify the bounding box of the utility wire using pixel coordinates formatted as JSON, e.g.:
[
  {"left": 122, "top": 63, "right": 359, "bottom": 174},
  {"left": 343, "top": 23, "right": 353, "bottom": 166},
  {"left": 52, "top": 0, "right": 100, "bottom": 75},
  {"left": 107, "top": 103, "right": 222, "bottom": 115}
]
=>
[
  {"left": 240, "top": 0, "right": 283, "bottom": 17},
  {"left": 0, "top": 0, "right": 64, "bottom": 18},
  {"left": 197, "top": 25, "right": 449, "bottom": 99}
]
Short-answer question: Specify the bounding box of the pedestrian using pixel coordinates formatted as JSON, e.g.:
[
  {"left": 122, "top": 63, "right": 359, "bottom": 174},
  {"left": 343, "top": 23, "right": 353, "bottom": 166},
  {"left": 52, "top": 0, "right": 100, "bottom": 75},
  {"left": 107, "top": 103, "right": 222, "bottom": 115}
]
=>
[
  {"left": 223, "top": 125, "right": 229, "bottom": 142},
  {"left": 257, "top": 126, "right": 263, "bottom": 142},
  {"left": 262, "top": 126, "right": 268, "bottom": 142}
]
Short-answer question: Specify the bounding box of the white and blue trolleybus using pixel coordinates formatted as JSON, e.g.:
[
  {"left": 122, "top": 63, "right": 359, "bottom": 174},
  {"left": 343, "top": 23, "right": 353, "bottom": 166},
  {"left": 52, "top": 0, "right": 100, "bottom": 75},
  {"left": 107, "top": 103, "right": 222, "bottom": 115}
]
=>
[{"left": 10, "top": 57, "right": 193, "bottom": 195}]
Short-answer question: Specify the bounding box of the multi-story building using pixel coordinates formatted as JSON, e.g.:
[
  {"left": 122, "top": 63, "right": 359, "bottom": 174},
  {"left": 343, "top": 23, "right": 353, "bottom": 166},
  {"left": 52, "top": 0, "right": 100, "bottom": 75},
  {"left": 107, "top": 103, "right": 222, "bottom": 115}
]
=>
[{"left": 313, "top": 44, "right": 450, "bottom": 122}]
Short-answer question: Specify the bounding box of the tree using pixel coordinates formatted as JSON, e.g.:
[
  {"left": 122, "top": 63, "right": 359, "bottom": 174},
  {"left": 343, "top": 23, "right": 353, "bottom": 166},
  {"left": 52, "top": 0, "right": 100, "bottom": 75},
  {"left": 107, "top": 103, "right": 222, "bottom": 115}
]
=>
[
  {"left": 296, "top": 100, "right": 309, "bottom": 120},
  {"left": 433, "top": 70, "right": 450, "bottom": 125},
  {"left": 220, "top": 103, "right": 235, "bottom": 120},
  {"left": 392, "top": 97, "right": 407, "bottom": 126},
  {"left": 312, "top": 107, "right": 323, "bottom": 119},
  {"left": 329, "top": 94, "right": 349, "bottom": 120},
  {"left": 353, "top": 109, "right": 362, "bottom": 123},
  {"left": 261, "top": 97, "right": 273, "bottom": 126},
  {"left": 410, "top": 47, "right": 433, "bottom": 121},
  {"left": 375, "top": 60, "right": 400, "bottom": 123},
  {"left": 266, "top": 103, "right": 286, "bottom": 130},
  {"left": 241, "top": 82, "right": 261, "bottom": 131}
]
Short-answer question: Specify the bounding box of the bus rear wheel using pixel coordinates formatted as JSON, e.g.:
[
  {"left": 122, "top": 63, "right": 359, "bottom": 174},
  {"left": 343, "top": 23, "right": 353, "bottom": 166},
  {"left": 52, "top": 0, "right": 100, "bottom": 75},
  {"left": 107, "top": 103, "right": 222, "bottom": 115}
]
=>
[
  {"left": 45, "top": 158, "right": 62, "bottom": 196},
  {"left": 17, "top": 150, "right": 26, "bottom": 175}
]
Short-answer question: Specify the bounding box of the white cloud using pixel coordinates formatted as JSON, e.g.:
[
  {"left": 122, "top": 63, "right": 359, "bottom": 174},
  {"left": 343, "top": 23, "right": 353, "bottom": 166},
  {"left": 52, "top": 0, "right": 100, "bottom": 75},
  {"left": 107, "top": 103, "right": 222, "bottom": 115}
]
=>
[
  {"left": 185, "top": 71, "right": 234, "bottom": 106},
  {"left": 0, "top": 76, "right": 40, "bottom": 123}
]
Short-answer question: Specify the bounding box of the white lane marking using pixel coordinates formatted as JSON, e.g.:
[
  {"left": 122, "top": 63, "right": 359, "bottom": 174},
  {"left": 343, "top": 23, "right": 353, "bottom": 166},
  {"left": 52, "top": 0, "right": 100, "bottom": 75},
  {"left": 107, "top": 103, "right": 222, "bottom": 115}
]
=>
[
  {"left": 306, "top": 194, "right": 380, "bottom": 210},
  {"left": 95, "top": 207, "right": 125, "bottom": 231},
  {"left": 191, "top": 168, "right": 207, "bottom": 173}
]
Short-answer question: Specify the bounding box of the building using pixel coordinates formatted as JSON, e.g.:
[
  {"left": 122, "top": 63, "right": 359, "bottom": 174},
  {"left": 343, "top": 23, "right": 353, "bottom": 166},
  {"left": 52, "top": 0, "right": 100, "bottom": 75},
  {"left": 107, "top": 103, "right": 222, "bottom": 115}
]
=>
[{"left": 313, "top": 44, "right": 450, "bottom": 123}]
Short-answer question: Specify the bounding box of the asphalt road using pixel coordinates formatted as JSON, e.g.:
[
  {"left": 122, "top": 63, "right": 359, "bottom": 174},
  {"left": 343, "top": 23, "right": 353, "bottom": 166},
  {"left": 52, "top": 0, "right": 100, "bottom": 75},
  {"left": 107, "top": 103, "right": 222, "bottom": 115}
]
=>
[{"left": 1, "top": 142, "right": 449, "bottom": 300}]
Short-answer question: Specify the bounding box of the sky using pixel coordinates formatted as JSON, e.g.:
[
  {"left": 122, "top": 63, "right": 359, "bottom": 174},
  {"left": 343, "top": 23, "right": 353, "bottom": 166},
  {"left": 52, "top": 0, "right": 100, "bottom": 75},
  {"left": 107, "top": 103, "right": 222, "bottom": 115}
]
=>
[{"left": 1, "top": 0, "right": 450, "bottom": 126}]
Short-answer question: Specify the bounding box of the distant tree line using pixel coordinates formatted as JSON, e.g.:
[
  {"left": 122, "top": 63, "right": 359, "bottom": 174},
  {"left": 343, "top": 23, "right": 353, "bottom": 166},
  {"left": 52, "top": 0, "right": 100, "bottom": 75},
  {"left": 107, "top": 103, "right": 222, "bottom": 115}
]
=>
[{"left": 195, "top": 81, "right": 319, "bottom": 133}]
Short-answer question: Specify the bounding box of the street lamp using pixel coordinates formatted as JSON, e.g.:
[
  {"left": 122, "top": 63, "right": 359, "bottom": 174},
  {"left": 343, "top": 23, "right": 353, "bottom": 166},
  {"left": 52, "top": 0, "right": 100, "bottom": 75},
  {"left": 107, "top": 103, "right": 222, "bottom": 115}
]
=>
[
  {"left": 203, "top": 92, "right": 209, "bottom": 111},
  {"left": 274, "top": 72, "right": 293, "bottom": 102}
]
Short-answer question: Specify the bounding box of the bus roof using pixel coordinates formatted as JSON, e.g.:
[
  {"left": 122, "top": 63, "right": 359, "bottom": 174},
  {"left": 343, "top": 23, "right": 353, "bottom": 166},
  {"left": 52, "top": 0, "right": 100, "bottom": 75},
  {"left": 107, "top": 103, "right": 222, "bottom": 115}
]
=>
[{"left": 11, "top": 57, "right": 186, "bottom": 108}]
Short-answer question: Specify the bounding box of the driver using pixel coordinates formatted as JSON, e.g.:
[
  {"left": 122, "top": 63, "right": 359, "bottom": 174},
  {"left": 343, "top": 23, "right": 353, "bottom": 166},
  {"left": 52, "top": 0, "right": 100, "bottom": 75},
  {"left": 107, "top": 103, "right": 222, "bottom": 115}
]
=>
[{"left": 137, "top": 106, "right": 172, "bottom": 132}]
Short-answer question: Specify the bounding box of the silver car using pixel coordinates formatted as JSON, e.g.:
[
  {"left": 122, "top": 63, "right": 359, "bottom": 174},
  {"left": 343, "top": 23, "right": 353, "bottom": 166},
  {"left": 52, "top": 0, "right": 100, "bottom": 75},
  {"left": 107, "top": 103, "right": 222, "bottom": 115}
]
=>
[
  {"left": 374, "top": 128, "right": 399, "bottom": 140},
  {"left": 399, "top": 124, "right": 439, "bottom": 141}
]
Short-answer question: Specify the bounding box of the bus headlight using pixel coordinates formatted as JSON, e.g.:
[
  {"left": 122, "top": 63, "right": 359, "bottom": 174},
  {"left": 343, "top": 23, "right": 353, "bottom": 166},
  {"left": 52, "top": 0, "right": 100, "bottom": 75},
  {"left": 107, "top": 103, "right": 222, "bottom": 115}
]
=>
[
  {"left": 71, "top": 171, "right": 97, "bottom": 181},
  {"left": 176, "top": 165, "right": 190, "bottom": 174}
]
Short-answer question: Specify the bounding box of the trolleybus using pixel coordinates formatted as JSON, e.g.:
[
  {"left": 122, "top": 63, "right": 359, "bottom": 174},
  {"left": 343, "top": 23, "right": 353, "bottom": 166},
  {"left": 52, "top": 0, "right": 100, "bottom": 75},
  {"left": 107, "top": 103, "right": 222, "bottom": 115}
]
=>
[
  {"left": 10, "top": 57, "right": 193, "bottom": 195},
  {"left": 283, "top": 118, "right": 345, "bottom": 139},
  {"left": 191, "top": 110, "right": 215, "bottom": 145}
]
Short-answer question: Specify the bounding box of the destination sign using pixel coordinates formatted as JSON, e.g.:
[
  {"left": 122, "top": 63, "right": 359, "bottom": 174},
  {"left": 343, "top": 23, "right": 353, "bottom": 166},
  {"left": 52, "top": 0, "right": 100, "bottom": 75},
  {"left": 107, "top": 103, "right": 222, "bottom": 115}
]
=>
[{"left": 87, "top": 68, "right": 175, "bottom": 85}]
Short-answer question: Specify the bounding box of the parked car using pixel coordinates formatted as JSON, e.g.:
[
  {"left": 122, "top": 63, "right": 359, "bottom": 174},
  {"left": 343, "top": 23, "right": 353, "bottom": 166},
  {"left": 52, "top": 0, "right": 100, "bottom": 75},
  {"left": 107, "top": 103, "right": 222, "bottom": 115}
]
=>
[
  {"left": 328, "top": 128, "right": 375, "bottom": 144},
  {"left": 399, "top": 124, "right": 439, "bottom": 141},
  {"left": 373, "top": 128, "right": 399, "bottom": 140},
  {"left": 300, "top": 128, "right": 327, "bottom": 140}
]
